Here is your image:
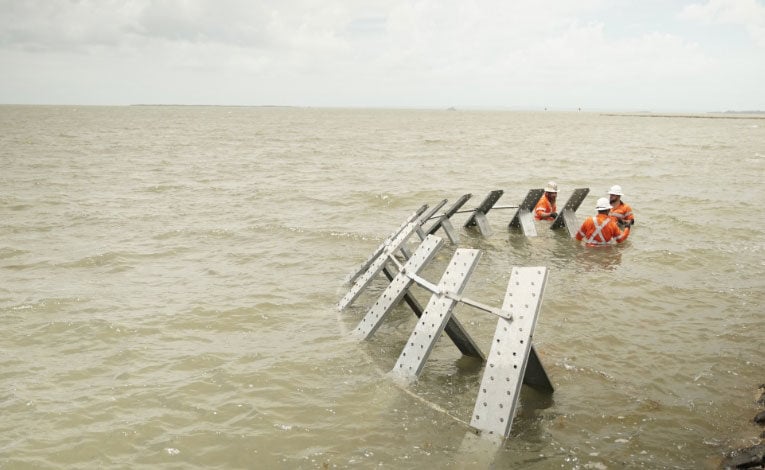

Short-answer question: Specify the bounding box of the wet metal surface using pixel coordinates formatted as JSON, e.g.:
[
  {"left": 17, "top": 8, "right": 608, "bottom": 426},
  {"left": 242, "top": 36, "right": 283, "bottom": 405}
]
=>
[
  {"left": 390, "top": 249, "right": 482, "bottom": 382},
  {"left": 353, "top": 235, "right": 443, "bottom": 339},
  {"left": 464, "top": 190, "right": 504, "bottom": 228},
  {"left": 471, "top": 267, "right": 549, "bottom": 438},
  {"left": 509, "top": 188, "right": 545, "bottom": 236},
  {"left": 551, "top": 187, "right": 590, "bottom": 233}
]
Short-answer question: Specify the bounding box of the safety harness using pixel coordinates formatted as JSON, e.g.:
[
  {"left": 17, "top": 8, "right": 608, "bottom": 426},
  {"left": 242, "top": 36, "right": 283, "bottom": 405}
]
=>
[{"left": 584, "top": 216, "right": 611, "bottom": 246}]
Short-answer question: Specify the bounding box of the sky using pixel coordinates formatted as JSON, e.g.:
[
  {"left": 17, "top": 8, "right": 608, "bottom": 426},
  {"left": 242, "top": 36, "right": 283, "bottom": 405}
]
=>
[{"left": 0, "top": 0, "right": 764, "bottom": 112}]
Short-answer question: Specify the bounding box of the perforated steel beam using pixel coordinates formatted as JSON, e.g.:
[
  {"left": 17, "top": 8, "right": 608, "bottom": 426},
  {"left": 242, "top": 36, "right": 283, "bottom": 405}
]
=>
[
  {"left": 390, "top": 249, "right": 482, "bottom": 383},
  {"left": 352, "top": 235, "right": 444, "bottom": 339},
  {"left": 346, "top": 205, "right": 428, "bottom": 285},
  {"left": 508, "top": 188, "right": 544, "bottom": 237},
  {"left": 382, "top": 267, "right": 484, "bottom": 360},
  {"left": 413, "top": 200, "right": 447, "bottom": 240},
  {"left": 470, "top": 267, "right": 548, "bottom": 439},
  {"left": 439, "top": 219, "right": 460, "bottom": 244},
  {"left": 424, "top": 193, "right": 472, "bottom": 238},
  {"left": 471, "top": 211, "right": 492, "bottom": 237},
  {"left": 418, "top": 199, "right": 448, "bottom": 227},
  {"left": 518, "top": 212, "right": 537, "bottom": 237},
  {"left": 464, "top": 190, "right": 503, "bottom": 229},
  {"left": 338, "top": 221, "right": 420, "bottom": 310},
  {"left": 551, "top": 188, "right": 589, "bottom": 237},
  {"left": 559, "top": 209, "right": 579, "bottom": 238}
]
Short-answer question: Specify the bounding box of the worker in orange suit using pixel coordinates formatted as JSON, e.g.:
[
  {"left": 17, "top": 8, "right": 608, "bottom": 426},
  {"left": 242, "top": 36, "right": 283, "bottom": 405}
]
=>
[
  {"left": 534, "top": 181, "right": 558, "bottom": 220},
  {"left": 575, "top": 197, "right": 631, "bottom": 246},
  {"left": 608, "top": 185, "right": 635, "bottom": 227}
]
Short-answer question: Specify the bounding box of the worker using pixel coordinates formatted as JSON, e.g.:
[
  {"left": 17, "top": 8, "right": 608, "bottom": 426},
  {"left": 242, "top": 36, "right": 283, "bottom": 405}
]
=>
[
  {"left": 608, "top": 185, "right": 634, "bottom": 227},
  {"left": 534, "top": 181, "right": 558, "bottom": 220},
  {"left": 575, "top": 197, "right": 631, "bottom": 246}
]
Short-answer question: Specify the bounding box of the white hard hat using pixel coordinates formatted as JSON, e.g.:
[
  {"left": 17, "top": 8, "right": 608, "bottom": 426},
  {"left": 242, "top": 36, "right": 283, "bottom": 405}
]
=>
[
  {"left": 596, "top": 197, "right": 611, "bottom": 211},
  {"left": 609, "top": 185, "right": 624, "bottom": 196},
  {"left": 544, "top": 181, "right": 558, "bottom": 193}
]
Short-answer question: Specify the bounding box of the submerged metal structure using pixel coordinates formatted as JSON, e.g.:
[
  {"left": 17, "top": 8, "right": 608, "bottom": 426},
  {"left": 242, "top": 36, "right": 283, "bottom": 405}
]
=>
[
  {"left": 551, "top": 187, "right": 590, "bottom": 238},
  {"left": 337, "top": 190, "right": 578, "bottom": 440}
]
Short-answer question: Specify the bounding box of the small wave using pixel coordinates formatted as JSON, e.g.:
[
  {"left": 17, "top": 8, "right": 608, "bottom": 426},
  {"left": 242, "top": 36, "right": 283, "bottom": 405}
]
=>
[
  {"left": 55, "top": 248, "right": 191, "bottom": 270},
  {"left": 9, "top": 296, "right": 89, "bottom": 313},
  {"left": 153, "top": 229, "right": 185, "bottom": 240},
  {"left": 57, "top": 252, "right": 129, "bottom": 269},
  {"left": 0, "top": 247, "right": 29, "bottom": 260},
  {"left": 153, "top": 227, "right": 237, "bottom": 240},
  {"left": 142, "top": 184, "right": 188, "bottom": 193}
]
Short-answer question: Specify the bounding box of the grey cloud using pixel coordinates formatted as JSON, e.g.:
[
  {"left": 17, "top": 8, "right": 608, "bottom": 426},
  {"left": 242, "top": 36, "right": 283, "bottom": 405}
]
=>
[
  {"left": 0, "top": 0, "right": 392, "bottom": 54},
  {"left": 134, "top": 0, "right": 273, "bottom": 46},
  {"left": 0, "top": 1, "right": 134, "bottom": 50},
  {"left": 0, "top": 0, "right": 281, "bottom": 51}
]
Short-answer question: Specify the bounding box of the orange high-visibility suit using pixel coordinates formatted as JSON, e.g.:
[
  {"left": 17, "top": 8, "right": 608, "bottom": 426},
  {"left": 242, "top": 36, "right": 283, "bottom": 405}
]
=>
[
  {"left": 575, "top": 214, "right": 630, "bottom": 246},
  {"left": 609, "top": 201, "right": 634, "bottom": 226},
  {"left": 534, "top": 194, "right": 557, "bottom": 220}
]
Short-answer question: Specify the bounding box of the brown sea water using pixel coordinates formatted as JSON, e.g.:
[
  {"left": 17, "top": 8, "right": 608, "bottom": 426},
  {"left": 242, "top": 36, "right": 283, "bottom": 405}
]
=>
[{"left": 1, "top": 105, "right": 763, "bottom": 468}]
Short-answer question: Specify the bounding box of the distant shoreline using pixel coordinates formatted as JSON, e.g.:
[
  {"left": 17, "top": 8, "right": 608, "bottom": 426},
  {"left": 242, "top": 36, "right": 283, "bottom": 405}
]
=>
[
  {"left": 603, "top": 112, "right": 765, "bottom": 120},
  {"left": 1, "top": 104, "right": 763, "bottom": 117},
  {"left": 129, "top": 104, "right": 299, "bottom": 108}
]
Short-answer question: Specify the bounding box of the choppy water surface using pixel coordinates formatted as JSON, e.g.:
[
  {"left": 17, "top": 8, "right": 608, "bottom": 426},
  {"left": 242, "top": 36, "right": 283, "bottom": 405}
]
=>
[{"left": 1, "top": 105, "right": 763, "bottom": 469}]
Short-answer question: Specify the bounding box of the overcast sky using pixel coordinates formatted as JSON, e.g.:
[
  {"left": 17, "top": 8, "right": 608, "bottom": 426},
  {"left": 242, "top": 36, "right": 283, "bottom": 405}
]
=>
[{"left": 1, "top": 0, "right": 763, "bottom": 111}]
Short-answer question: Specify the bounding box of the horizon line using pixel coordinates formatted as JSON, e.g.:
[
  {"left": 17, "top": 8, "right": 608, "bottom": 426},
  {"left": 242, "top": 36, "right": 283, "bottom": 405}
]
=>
[{"left": 0, "top": 103, "right": 763, "bottom": 115}]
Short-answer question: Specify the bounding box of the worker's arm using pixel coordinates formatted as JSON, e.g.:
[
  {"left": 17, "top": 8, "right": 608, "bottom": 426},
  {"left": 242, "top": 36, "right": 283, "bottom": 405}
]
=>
[
  {"left": 615, "top": 225, "right": 630, "bottom": 243},
  {"left": 575, "top": 219, "right": 591, "bottom": 241}
]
